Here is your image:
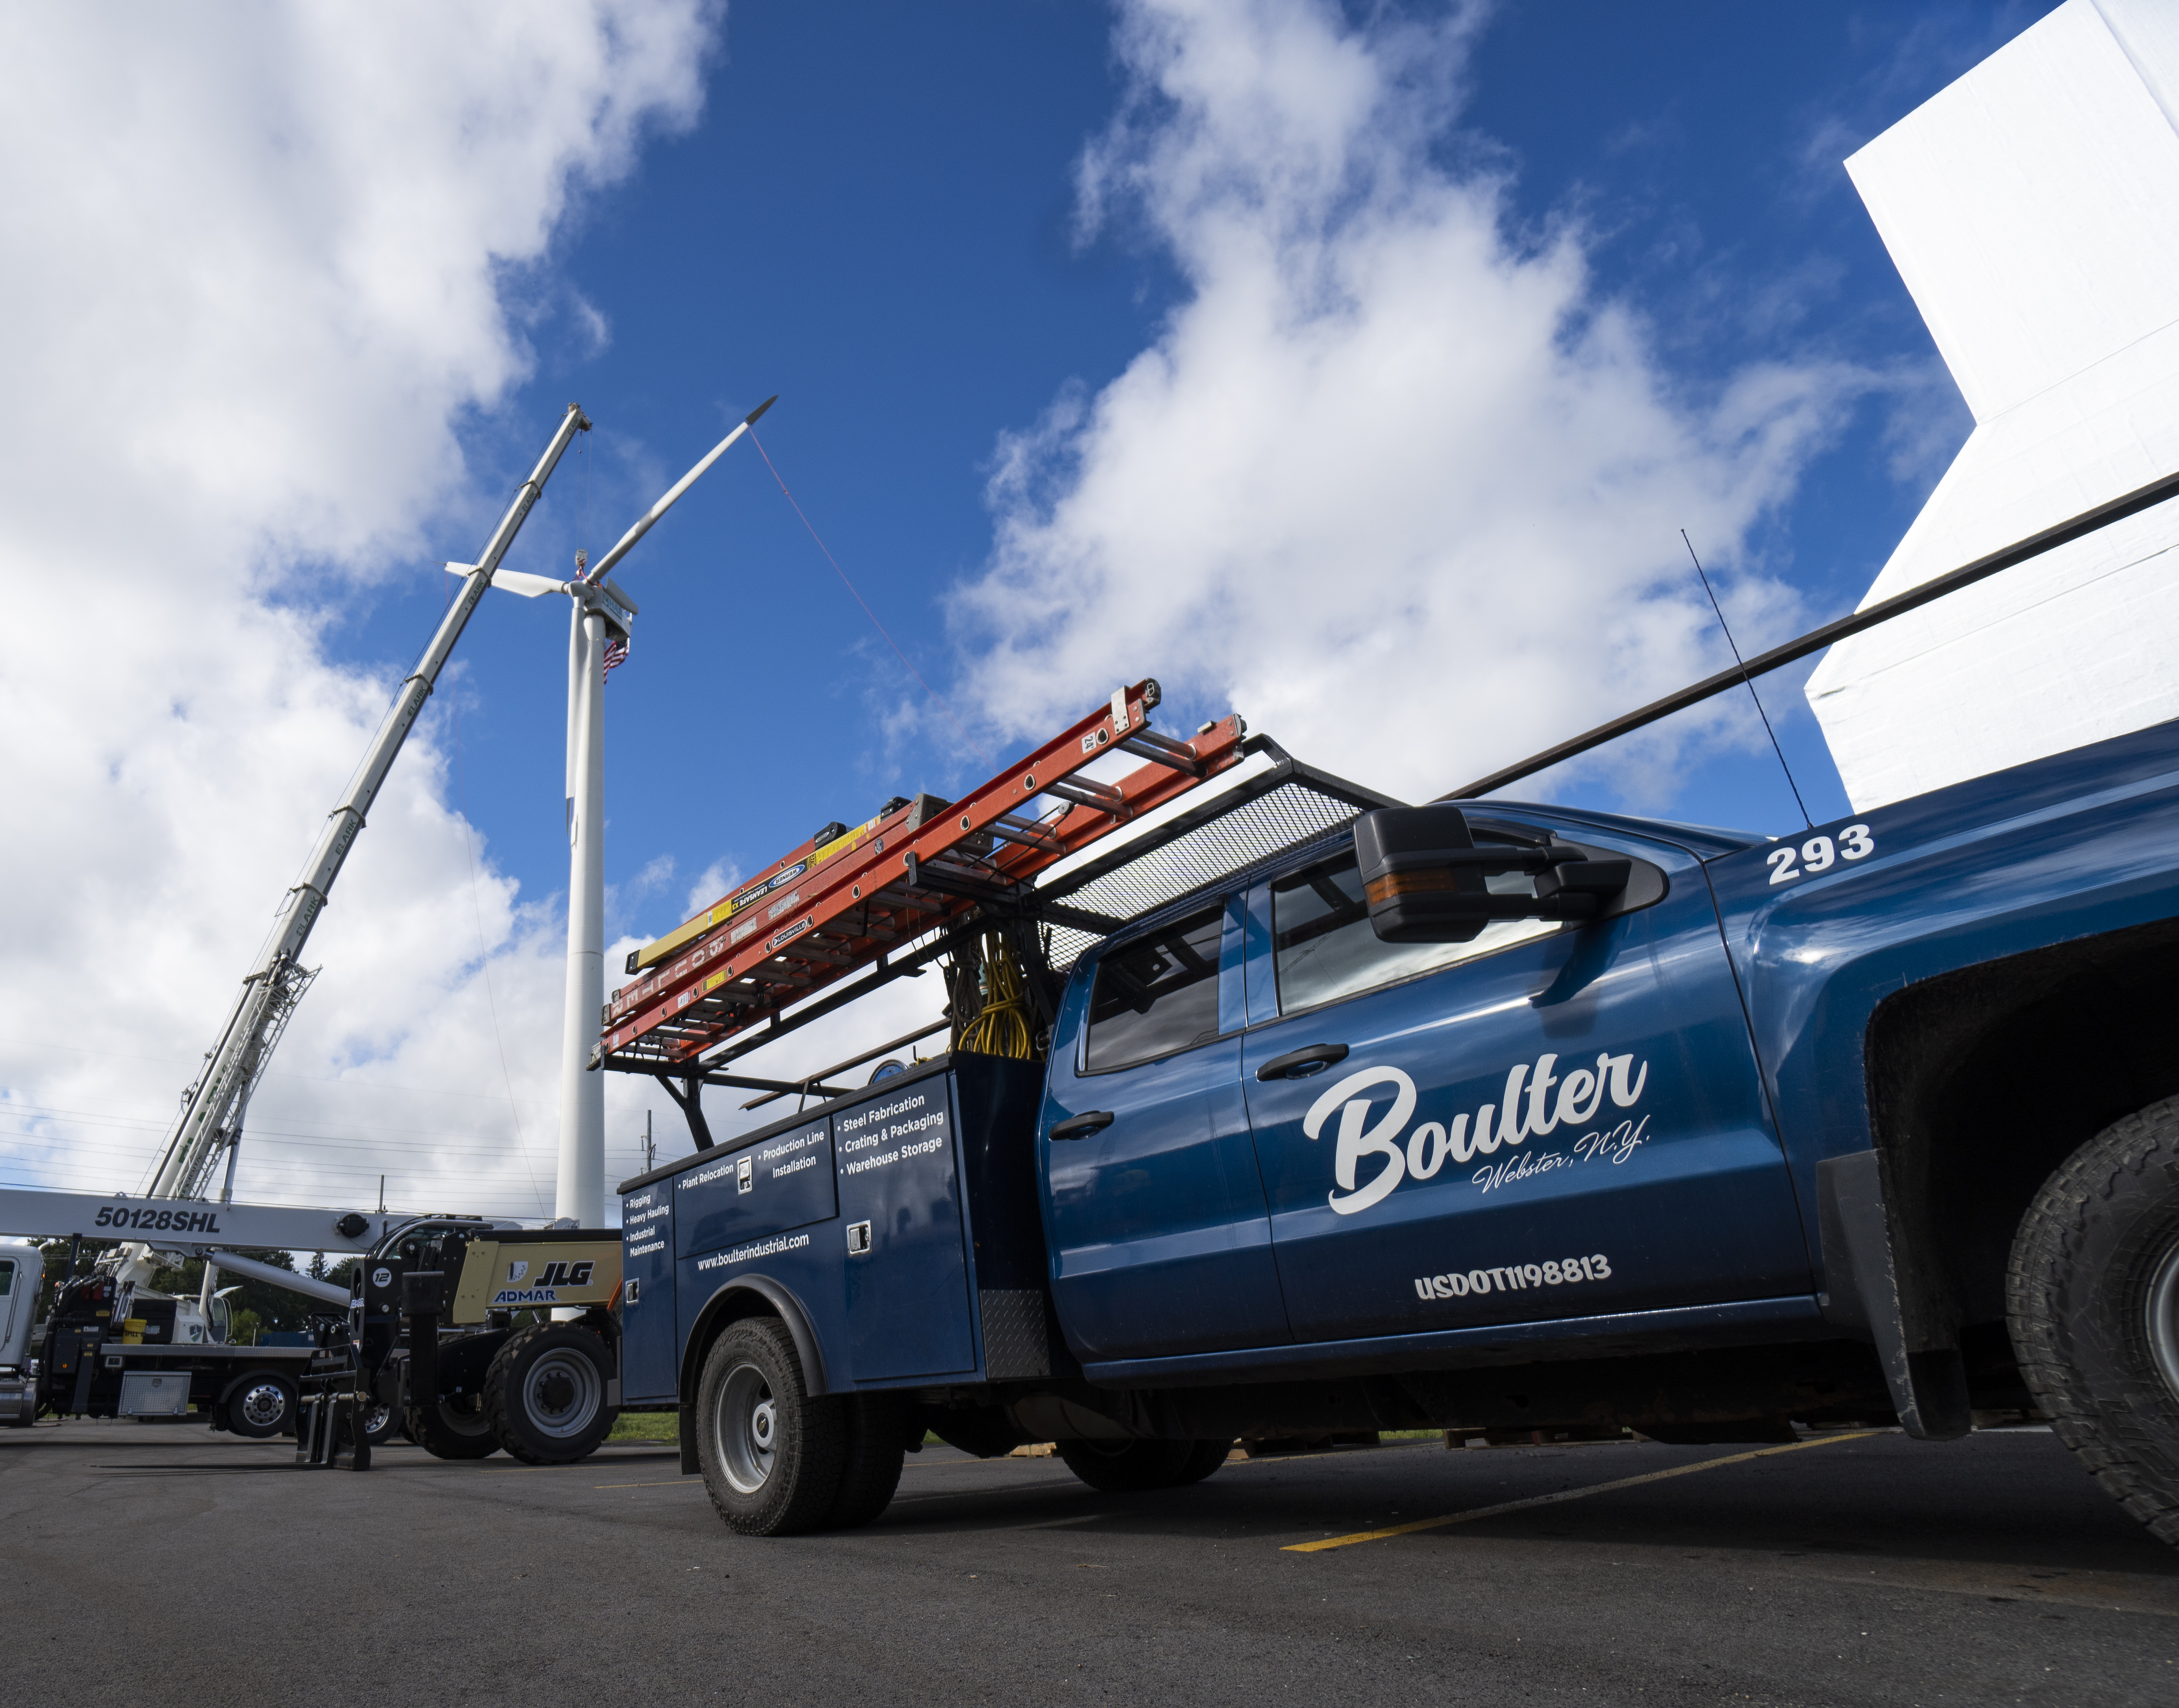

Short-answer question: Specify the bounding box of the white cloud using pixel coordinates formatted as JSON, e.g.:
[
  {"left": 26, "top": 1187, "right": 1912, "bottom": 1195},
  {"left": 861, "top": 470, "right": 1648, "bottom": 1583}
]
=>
[
  {"left": 681, "top": 859, "right": 742, "bottom": 922},
  {"left": 0, "top": 3, "right": 718, "bottom": 1221},
  {"left": 956, "top": 0, "right": 1865, "bottom": 807}
]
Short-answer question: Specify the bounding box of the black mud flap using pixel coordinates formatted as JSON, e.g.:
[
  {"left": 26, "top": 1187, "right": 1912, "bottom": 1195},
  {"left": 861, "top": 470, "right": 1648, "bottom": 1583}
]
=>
[{"left": 1817, "top": 1148, "right": 1971, "bottom": 1440}]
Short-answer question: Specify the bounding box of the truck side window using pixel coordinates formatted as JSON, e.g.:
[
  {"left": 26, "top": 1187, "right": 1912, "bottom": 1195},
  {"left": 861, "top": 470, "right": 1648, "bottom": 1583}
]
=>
[
  {"left": 1085, "top": 906, "right": 1226, "bottom": 1071},
  {"left": 1273, "top": 850, "right": 1561, "bottom": 1014},
  {"left": 0, "top": 1260, "right": 11, "bottom": 1296}
]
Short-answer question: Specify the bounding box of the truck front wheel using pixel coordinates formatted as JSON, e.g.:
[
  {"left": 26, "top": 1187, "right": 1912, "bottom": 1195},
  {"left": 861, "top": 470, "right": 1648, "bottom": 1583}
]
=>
[
  {"left": 697, "top": 1317, "right": 847, "bottom": 1535},
  {"left": 486, "top": 1325, "right": 618, "bottom": 1465},
  {"left": 2009, "top": 1094, "right": 2179, "bottom": 1546}
]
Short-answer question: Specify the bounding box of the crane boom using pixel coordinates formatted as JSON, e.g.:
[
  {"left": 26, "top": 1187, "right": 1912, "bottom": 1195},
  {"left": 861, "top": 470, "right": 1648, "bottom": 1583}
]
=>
[{"left": 146, "top": 403, "right": 591, "bottom": 1202}]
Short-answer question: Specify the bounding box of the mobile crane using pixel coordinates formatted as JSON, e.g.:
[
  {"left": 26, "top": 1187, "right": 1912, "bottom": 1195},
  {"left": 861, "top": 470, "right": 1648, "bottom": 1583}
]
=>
[{"left": 5, "top": 405, "right": 622, "bottom": 1458}]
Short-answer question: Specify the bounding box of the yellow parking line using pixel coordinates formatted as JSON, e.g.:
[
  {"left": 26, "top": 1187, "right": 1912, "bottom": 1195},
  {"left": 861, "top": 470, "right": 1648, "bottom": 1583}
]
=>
[{"left": 1283, "top": 1431, "right": 1877, "bottom": 1552}]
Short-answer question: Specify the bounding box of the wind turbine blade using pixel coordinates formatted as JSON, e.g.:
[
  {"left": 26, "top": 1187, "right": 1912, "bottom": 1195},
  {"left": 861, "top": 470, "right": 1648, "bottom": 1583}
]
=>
[
  {"left": 492, "top": 569, "right": 571, "bottom": 598},
  {"left": 447, "top": 561, "right": 566, "bottom": 598},
  {"left": 585, "top": 394, "right": 778, "bottom": 585}
]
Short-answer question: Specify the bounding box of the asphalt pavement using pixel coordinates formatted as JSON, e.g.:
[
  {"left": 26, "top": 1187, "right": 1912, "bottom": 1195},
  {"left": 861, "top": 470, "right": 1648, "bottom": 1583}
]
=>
[{"left": 4, "top": 1418, "right": 2175, "bottom": 1707}]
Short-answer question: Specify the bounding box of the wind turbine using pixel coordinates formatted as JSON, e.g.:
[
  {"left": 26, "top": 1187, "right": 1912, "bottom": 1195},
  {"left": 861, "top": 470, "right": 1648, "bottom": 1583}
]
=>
[{"left": 451, "top": 394, "right": 776, "bottom": 1226}]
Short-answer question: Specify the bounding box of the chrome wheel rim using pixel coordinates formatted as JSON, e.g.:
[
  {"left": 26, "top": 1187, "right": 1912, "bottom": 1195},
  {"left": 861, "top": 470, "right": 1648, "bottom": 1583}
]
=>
[
  {"left": 237, "top": 1381, "right": 287, "bottom": 1430},
  {"left": 523, "top": 1350, "right": 603, "bottom": 1440},
  {"left": 2146, "top": 1237, "right": 2179, "bottom": 1404},
  {"left": 717, "top": 1362, "right": 777, "bottom": 1495}
]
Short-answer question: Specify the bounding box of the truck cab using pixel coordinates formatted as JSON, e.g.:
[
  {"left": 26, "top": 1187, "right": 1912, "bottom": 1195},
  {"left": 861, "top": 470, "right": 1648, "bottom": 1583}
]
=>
[
  {"left": 0, "top": 1238, "right": 41, "bottom": 1427},
  {"left": 1038, "top": 805, "right": 1809, "bottom": 1376}
]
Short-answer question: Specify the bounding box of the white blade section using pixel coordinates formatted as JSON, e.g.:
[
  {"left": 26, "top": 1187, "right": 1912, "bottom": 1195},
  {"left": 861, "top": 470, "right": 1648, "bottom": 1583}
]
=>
[
  {"left": 445, "top": 562, "right": 568, "bottom": 598},
  {"left": 584, "top": 394, "right": 776, "bottom": 585}
]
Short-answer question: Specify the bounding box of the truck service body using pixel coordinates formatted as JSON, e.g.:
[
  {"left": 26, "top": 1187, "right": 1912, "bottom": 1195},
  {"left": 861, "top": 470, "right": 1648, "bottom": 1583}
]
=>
[{"left": 614, "top": 715, "right": 2179, "bottom": 1539}]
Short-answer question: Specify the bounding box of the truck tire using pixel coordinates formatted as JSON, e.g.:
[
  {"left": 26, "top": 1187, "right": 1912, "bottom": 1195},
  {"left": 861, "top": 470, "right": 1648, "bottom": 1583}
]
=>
[
  {"left": 405, "top": 1393, "right": 500, "bottom": 1460},
  {"left": 696, "top": 1317, "right": 847, "bottom": 1536},
  {"left": 224, "top": 1372, "right": 296, "bottom": 1440},
  {"left": 929, "top": 1405, "right": 1033, "bottom": 1459},
  {"left": 826, "top": 1394, "right": 908, "bottom": 1529},
  {"left": 2009, "top": 1095, "right": 2179, "bottom": 1546},
  {"left": 485, "top": 1324, "right": 618, "bottom": 1465},
  {"left": 1170, "top": 1438, "right": 1235, "bottom": 1485},
  {"left": 1056, "top": 1436, "right": 1195, "bottom": 1492},
  {"left": 361, "top": 1399, "right": 401, "bottom": 1447}
]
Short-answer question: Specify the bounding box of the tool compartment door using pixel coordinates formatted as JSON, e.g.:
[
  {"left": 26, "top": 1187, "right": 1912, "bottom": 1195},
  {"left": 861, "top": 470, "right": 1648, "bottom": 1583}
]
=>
[
  {"left": 834, "top": 1067, "right": 977, "bottom": 1381},
  {"left": 673, "top": 1118, "right": 841, "bottom": 1378},
  {"left": 618, "top": 1183, "right": 676, "bottom": 1403}
]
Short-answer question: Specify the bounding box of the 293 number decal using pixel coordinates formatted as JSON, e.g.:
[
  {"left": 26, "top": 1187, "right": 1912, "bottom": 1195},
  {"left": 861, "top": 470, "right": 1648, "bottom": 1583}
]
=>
[{"left": 1767, "top": 823, "right": 1875, "bottom": 886}]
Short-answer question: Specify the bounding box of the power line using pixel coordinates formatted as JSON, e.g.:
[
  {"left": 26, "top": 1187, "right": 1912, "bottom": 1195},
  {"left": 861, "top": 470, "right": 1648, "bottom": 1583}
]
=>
[{"left": 748, "top": 430, "right": 993, "bottom": 765}]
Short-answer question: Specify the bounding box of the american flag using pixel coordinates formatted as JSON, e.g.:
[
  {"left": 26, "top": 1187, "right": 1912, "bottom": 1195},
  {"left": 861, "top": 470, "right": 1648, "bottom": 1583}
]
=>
[{"left": 602, "top": 634, "right": 630, "bottom": 681}]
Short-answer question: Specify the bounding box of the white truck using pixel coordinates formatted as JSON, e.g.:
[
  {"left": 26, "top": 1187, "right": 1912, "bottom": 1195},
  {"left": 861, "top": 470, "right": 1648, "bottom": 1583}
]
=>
[
  {"left": 2, "top": 1189, "right": 397, "bottom": 1437},
  {"left": 0, "top": 1237, "right": 42, "bottom": 1428}
]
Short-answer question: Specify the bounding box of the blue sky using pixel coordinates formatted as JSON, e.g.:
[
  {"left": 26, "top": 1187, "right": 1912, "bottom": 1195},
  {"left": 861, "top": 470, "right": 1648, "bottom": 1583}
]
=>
[
  {"left": 337, "top": 0, "right": 2054, "bottom": 948},
  {"left": 0, "top": 0, "right": 2071, "bottom": 1210}
]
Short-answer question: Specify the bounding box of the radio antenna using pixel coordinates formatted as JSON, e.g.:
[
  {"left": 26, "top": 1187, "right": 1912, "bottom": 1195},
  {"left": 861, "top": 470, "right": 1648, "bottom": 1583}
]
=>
[{"left": 1681, "top": 530, "right": 1813, "bottom": 830}]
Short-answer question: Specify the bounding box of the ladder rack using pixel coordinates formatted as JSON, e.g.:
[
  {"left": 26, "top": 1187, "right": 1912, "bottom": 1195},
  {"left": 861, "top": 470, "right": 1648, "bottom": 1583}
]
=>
[{"left": 595, "top": 680, "right": 1246, "bottom": 1074}]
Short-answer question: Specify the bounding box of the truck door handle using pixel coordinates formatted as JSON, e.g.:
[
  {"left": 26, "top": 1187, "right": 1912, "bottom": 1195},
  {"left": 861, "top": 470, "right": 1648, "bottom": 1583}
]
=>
[
  {"left": 1049, "top": 1110, "right": 1115, "bottom": 1142},
  {"left": 1256, "top": 1043, "right": 1349, "bottom": 1081}
]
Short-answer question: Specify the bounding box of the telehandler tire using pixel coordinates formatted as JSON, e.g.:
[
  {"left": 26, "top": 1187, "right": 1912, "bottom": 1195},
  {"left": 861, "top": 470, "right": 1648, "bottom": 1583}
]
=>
[
  {"left": 825, "top": 1393, "right": 908, "bottom": 1529},
  {"left": 696, "top": 1317, "right": 847, "bottom": 1535},
  {"left": 485, "top": 1324, "right": 618, "bottom": 1465},
  {"left": 405, "top": 1392, "right": 500, "bottom": 1460},
  {"left": 2009, "top": 1094, "right": 2179, "bottom": 1546},
  {"left": 1055, "top": 1436, "right": 1195, "bottom": 1492}
]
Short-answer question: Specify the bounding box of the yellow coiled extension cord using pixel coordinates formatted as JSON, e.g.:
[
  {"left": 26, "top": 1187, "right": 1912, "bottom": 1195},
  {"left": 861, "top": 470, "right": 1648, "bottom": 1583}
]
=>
[{"left": 957, "top": 931, "right": 1035, "bottom": 1060}]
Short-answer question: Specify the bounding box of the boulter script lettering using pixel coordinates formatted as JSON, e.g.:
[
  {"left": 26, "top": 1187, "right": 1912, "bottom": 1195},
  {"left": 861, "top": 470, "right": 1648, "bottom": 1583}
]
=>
[{"left": 1303, "top": 1051, "right": 1652, "bottom": 1217}]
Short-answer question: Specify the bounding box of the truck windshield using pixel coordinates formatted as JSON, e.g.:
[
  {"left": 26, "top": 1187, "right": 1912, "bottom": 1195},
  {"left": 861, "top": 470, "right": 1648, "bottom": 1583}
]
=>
[
  {"left": 1085, "top": 907, "right": 1225, "bottom": 1071},
  {"left": 1272, "top": 849, "right": 1560, "bottom": 1013}
]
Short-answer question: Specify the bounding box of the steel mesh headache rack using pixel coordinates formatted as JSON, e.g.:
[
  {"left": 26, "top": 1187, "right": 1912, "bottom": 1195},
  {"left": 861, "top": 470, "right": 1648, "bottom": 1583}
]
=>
[{"left": 594, "top": 680, "right": 1395, "bottom": 1116}]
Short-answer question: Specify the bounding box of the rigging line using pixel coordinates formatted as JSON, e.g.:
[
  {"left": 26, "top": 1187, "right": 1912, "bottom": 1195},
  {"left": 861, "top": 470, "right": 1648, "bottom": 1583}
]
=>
[
  {"left": 446, "top": 584, "right": 550, "bottom": 1218},
  {"left": 748, "top": 429, "right": 994, "bottom": 765},
  {"left": 1680, "top": 530, "right": 1813, "bottom": 831}
]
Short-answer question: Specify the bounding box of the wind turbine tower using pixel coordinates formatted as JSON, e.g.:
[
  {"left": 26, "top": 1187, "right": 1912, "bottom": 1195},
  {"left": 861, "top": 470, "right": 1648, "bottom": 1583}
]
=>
[{"left": 456, "top": 395, "right": 775, "bottom": 1226}]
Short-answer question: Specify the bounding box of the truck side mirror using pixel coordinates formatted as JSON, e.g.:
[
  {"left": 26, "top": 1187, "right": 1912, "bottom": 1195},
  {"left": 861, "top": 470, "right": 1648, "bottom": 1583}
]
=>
[{"left": 1354, "top": 806, "right": 1631, "bottom": 943}]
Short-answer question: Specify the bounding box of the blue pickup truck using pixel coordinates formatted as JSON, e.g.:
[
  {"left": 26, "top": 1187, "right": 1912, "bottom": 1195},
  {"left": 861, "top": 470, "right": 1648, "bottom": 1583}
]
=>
[{"left": 614, "top": 717, "right": 2179, "bottom": 1543}]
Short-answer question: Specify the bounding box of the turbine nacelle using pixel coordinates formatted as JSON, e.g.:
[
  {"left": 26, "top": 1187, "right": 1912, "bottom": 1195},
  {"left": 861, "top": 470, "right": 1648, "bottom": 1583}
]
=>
[{"left": 445, "top": 562, "right": 637, "bottom": 640}]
